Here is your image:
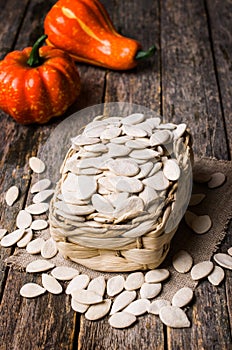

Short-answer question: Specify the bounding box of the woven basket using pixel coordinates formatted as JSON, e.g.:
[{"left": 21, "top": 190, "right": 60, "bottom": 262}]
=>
[{"left": 49, "top": 116, "right": 193, "bottom": 272}]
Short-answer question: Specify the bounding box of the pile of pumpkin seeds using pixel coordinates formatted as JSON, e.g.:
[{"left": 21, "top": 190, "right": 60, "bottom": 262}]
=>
[{"left": 0, "top": 120, "right": 231, "bottom": 329}]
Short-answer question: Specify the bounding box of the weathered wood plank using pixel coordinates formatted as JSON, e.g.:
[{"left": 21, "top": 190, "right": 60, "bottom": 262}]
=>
[
  {"left": 206, "top": 0, "right": 232, "bottom": 159},
  {"left": 161, "top": 0, "right": 228, "bottom": 160},
  {"left": 160, "top": 0, "right": 232, "bottom": 347}
]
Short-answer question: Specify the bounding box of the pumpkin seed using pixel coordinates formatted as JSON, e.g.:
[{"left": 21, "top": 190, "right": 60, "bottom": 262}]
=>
[
  {"left": 51, "top": 266, "right": 79, "bottom": 280},
  {"left": 32, "top": 189, "right": 54, "bottom": 203},
  {"left": 17, "top": 228, "right": 33, "bottom": 248},
  {"left": 71, "top": 298, "right": 89, "bottom": 313},
  {"left": 159, "top": 306, "right": 190, "bottom": 328},
  {"left": 208, "top": 266, "right": 225, "bottom": 286},
  {"left": 145, "top": 269, "right": 170, "bottom": 283},
  {"left": 31, "top": 178, "right": 51, "bottom": 193},
  {"left": 191, "top": 215, "right": 212, "bottom": 234},
  {"left": 71, "top": 134, "right": 99, "bottom": 146},
  {"left": 140, "top": 283, "right": 162, "bottom": 299},
  {"left": 122, "top": 113, "right": 145, "bottom": 125},
  {"left": 31, "top": 219, "right": 48, "bottom": 231},
  {"left": 1, "top": 228, "right": 25, "bottom": 247},
  {"left": 124, "top": 272, "right": 144, "bottom": 291},
  {"left": 108, "top": 159, "right": 139, "bottom": 177},
  {"left": 130, "top": 149, "right": 159, "bottom": 160},
  {"left": 213, "top": 253, "right": 232, "bottom": 270},
  {"left": 85, "top": 299, "right": 112, "bottom": 321},
  {"left": 172, "top": 287, "right": 194, "bottom": 308},
  {"left": 16, "top": 210, "right": 32, "bottom": 229},
  {"left": 172, "top": 250, "right": 193, "bottom": 273},
  {"left": 163, "top": 159, "right": 181, "bottom": 181},
  {"left": 150, "top": 130, "right": 172, "bottom": 146},
  {"left": 26, "top": 237, "right": 45, "bottom": 254},
  {"left": 5, "top": 185, "right": 19, "bottom": 206},
  {"left": 208, "top": 172, "right": 226, "bottom": 188},
  {"left": 72, "top": 289, "right": 103, "bottom": 305},
  {"left": 29, "top": 156, "right": 45, "bottom": 174},
  {"left": 189, "top": 193, "right": 206, "bottom": 206},
  {"left": 100, "top": 126, "right": 121, "bottom": 140},
  {"left": 191, "top": 261, "right": 214, "bottom": 280},
  {"left": 184, "top": 210, "right": 198, "bottom": 228},
  {"left": 149, "top": 299, "right": 171, "bottom": 315},
  {"left": 0, "top": 228, "right": 7, "bottom": 240},
  {"left": 107, "top": 275, "right": 125, "bottom": 297},
  {"left": 25, "top": 203, "right": 49, "bottom": 215},
  {"left": 107, "top": 143, "right": 131, "bottom": 157},
  {"left": 123, "top": 299, "right": 150, "bottom": 316},
  {"left": 91, "top": 194, "right": 114, "bottom": 214},
  {"left": 87, "top": 276, "right": 106, "bottom": 296},
  {"left": 122, "top": 124, "right": 147, "bottom": 138},
  {"left": 110, "top": 290, "right": 136, "bottom": 315},
  {"left": 142, "top": 171, "right": 169, "bottom": 191},
  {"left": 109, "top": 312, "right": 136, "bottom": 329},
  {"left": 20, "top": 283, "right": 46, "bottom": 298},
  {"left": 135, "top": 162, "right": 153, "bottom": 179},
  {"left": 41, "top": 238, "right": 58, "bottom": 259},
  {"left": 26, "top": 259, "right": 55, "bottom": 273},
  {"left": 42, "top": 273, "right": 62, "bottom": 294},
  {"left": 66, "top": 274, "right": 90, "bottom": 294}
]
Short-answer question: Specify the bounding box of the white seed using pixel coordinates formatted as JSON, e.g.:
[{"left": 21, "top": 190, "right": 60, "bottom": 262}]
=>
[
  {"left": 148, "top": 162, "right": 163, "bottom": 177},
  {"left": 67, "top": 275, "right": 90, "bottom": 295},
  {"left": 109, "top": 312, "right": 136, "bottom": 329},
  {"left": 107, "top": 143, "right": 131, "bottom": 157},
  {"left": 172, "top": 287, "right": 194, "bottom": 308},
  {"left": 113, "top": 196, "right": 144, "bottom": 222},
  {"left": 55, "top": 201, "right": 94, "bottom": 216},
  {"left": 71, "top": 298, "right": 89, "bottom": 313},
  {"left": 5, "top": 185, "right": 19, "bottom": 206},
  {"left": 84, "top": 143, "right": 108, "bottom": 153},
  {"left": 139, "top": 187, "right": 159, "bottom": 208},
  {"left": 20, "top": 283, "right": 46, "bottom": 298},
  {"left": 30, "top": 219, "right": 48, "bottom": 231},
  {"left": 16, "top": 210, "right": 32, "bottom": 229},
  {"left": 41, "top": 238, "right": 58, "bottom": 259},
  {"left": 122, "top": 124, "right": 147, "bottom": 138},
  {"left": 85, "top": 123, "right": 107, "bottom": 137},
  {"left": 173, "top": 123, "right": 187, "bottom": 139},
  {"left": 145, "top": 269, "right": 170, "bottom": 283},
  {"left": 110, "top": 291, "right": 136, "bottom": 315},
  {"left": 26, "top": 259, "right": 55, "bottom": 273},
  {"left": 228, "top": 247, "right": 232, "bottom": 256},
  {"left": 91, "top": 194, "right": 114, "bottom": 214},
  {"left": 42, "top": 273, "right": 62, "bottom": 294},
  {"left": 106, "top": 192, "right": 129, "bottom": 208},
  {"left": 71, "top": 134, "right": 99, "bottom": 146},
  {"left": 51, "top": 266, "right": 79, "bottom": 281},
  {"left": 172, "top": 250, "right": 193, "bottom": 273},
  {"left": 184, "top": 211, "right": 198, "bottom": 228},
  {"left": 33, "top": 189, "right": 54, "bottom": 203},
  {"left": 129, "top": 149, "right": 159, "bottom": 160},
  {"left": 107, "top": 159, "right": 139, "bottom": 177},
  {"left": 111, "top": 135, "right": 132, "bottom": 144},
  {"left": 150, "top": 130, "right": 172, "bottom": 146},
  {"left": 191, "top": 261, "right": 214, "bottom": 280},
  {"left": 107, "top": 275, "right": 125, "bottom": 297},
  {"left": 25, "top": 202, "right": 49, "bottom": 215},
  {"left": 0, "top": 228, "right": 7, "bottom": 240},
  {"left": 29, "top": 156, "right": 45, "bottom": 173},
  {"left": 208, "top": 172, "right": 226, "bottom": 188},
  {"left": 72, "top": 289, "right": 102, "bottom": 305},
  {"left": 189, "top": 193, "right": 206, "bottom": 206},
  {"left": 123, "top": 299, "right": 150, "bottom": 316},
  {"left": 208, "top": 266, "right": 225, "bottom": 286},
  {"left": 142, "top": 171, "right": 169, "bottom": 191},
  {"left": 63, "top": 174, "right": 97, "bottom": 201},
  {"left": 17, "top": 228, "right": 33, "bottom": 248},
  {"left": 26, "top": 237, "right": 45, "bottom": 254},
  {"left": 31, "top": 178, "right": 51, "bottom": 193},
  {"left": 124, "top": 272, "right": 144, "bottom": 291},
  {"left": 159, "top": 306, "right": 190, "bottom": 328},
  {"left": 149, "top": 299, "right": 171, "bottom": 315},
  {"left": 122, "top": 113, "right": 145, "bottom": 125},
  {"left": 163, "top": 159, "right": 181, "bottom": 181},
  {"left": 135, "top": 162, "right": 153, "bottom": 179},
  {"left": 100, "top": 126, "right": 121, "bottom": 140},
  {"left": 87, "top": 276, "right": 106, "bottom": 296},
  {"left": 85, "top": 299, "right": 112, "bottom": 321},
  {"left": 122, "top": 220, "right": 154, "bottom": 238},
  {"left": 126, "top": 139, "right": 151, "bottom": 149},
  {"left": 193, "top": 172, "right": 212, "bottom": 183},
  {"left": 191, "top": 215, "right": 212, "bottom": 234},
  {"left": 213, "top": 253, "right": 232, "bottom": 270},
  {"left": 140, "top": 283, "right": 162, "bottom": 299},
  {"left": 115, "top": 177, "right": 143, "bottom": 193},
  {"left": 0, "top": 228, "right": 25, "bottom": 247},
  {"left": 146, "top": 117, "right": 161, "bottom": 128}
]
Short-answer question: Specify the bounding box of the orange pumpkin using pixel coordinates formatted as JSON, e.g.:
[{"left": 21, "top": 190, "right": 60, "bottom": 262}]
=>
[
  {"left": 0, "top": 35, "right": 81, "bottom": 124},
  {"left": 44, "top": 0, "right": 155, "bottom": 70}
]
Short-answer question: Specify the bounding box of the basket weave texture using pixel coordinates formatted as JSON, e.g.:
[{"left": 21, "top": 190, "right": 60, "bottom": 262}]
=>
[{"left": 49, "top": 116, "right": 193, "bottom": 272}]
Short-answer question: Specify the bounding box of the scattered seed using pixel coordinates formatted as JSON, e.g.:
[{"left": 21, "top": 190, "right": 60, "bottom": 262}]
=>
[
  {"left": 106, "top": 275, "right": 125, "bottom": 297},
  {"left": 110, "top": 291, "right": 136, "bottom": 315},
  {"left": 66, "top": 274, "right": 90, "bottom": 294},
  {"left": 140, "top": 283, "right": 162, "bottom": 299},
  {"left": 191, "top": 261, "right": 214, "bottom": 280},
  {"left": 184, "top": 211, "right": 198, "bottom": 228},
  {"left": 208, "top": 266, "right": 225, "bottom": 286},
  {"left": 172, "top": 250, "right": 193, "bottom": 273},
  {"left": 20, "top": 283, "right": 46, "bottom": 298},
  {"left": 16, "top": 210, "right": 32, "bottom": 229},
  {"left": 29, "top": 156, "right": 45, "bottom": 173},
  {"left": 87, "top": 276, "right": 106, "bottom": 296},
  {"left": 42, "top": 273, "right": 62, "bottom": 294},
  {"left": 123, "top": 299, "right": 150, "bottom": 316},
  {"left": 149, "top": 299, "right": 171, "bottom": 315},
  {"left": 31, "top": 219, "right": 48, "bottom": 231},
  {"left": 33, "top": 189, "right": 54, "bottom": 204},
  {"left": 172, "top": 287, "right": 194, "bottom": 308},
  {"left": 189, "top": 193, "right": 206, "bottom": 206},
  {"left": 159, "top": 306, "right": 190, "bottom": 328},
  {"left": 25, "top": 203, "right": 49, "bottom": 215},
  {"left": 191, "top": 215, "right": 212, "bottom": 234},
  {"left": 208, "top": 172, "right": 226, "bottom": 189},
  {"left": 0, "top": 228, "right": 25, "bottom": 247},
  {"left": 72, "top": 289, "right": 103, "bottom": 305},
  {"left": 85, "top": 299, "right": 112, "bottom": 321},
  {"left": 31, "top": 178, "right": 51, "bottom": 193},
  {"left": 17, "top": 228, "right": 33, "bottom": 248},
  {"left": 71, "top": 298, "right": 89, "bottom": 313},
  {"left": 109, "top": 312, "right": 136, "bottom": 329},
  {"left": 5, "top": 185, "right": 19, "bottom": 206},
  {"left": 26, "top": 259, "right": 55, "bottom": 273},
  {"left": 145, "top": 269, "right": 170, "bottom": 283},
  {"left": 41, "top": 238, "right": 58, "bottom": 259},
  {"left": 0, "top": 229, "right": 7, "bottom": 240},
  {"left": 124, "top": 272, "right": 144, "bottom": 291},
  {"left": 26, "top": 237, "right": 45, "bottom": 254},
  {"left": 193, "top": 172, "right": 212, "bottom": 184},
  {"left": 51, "top": 266, "right": 79, "bottom": 280},
  {"left": 163, "top": 159, "right": 181, "bottom": 181},
  {"left": 213, "top": 253, "right": 232, "bottom": 270}
]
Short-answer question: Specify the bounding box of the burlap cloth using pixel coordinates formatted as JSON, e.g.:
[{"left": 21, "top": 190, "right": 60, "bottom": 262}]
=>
[{"left": 6, "top": 157, "right": 232, "bottom": 301}]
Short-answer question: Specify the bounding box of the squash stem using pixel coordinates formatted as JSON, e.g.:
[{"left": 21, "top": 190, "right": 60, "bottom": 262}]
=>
[
  {"left": 135, "top": 45, "right": 156, "bottom": 61},
  {"left": 27, "top": 34, "right": 48, "bottom": 67}
]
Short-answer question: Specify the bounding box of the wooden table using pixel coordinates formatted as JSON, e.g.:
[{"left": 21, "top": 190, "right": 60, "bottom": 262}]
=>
[{"left": 0, "top": 0, "right": 232, "bottom": 349}]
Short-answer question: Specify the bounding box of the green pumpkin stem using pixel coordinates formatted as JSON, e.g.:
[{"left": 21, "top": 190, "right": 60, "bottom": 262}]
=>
[
  {"left": 27, "top": 34, "right": 48, "bottom": 67},
  {"left": 135, "top": 45, "right": 156, "bottom": 61}
]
